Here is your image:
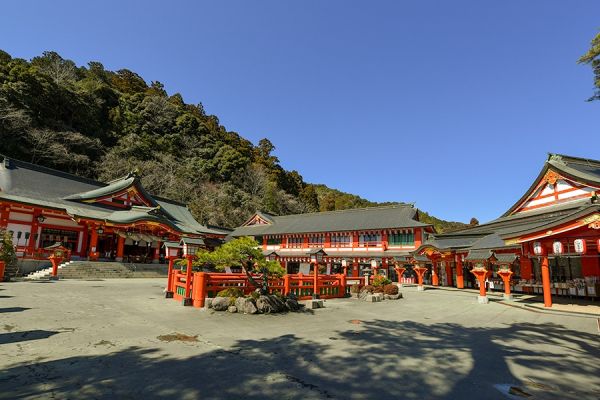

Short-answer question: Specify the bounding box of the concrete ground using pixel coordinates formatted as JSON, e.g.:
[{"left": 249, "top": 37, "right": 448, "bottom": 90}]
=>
[{"left": 0, "top": 279, "right": 598, "bottom": 400}]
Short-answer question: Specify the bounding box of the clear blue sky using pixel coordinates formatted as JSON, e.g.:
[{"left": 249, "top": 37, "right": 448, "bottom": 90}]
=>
[{"left": 1, "top": 1, "right": 598, "bottom": 223}]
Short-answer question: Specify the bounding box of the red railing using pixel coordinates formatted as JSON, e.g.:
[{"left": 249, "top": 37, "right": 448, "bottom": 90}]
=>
[{"left": 169, "top": 270, "right": 350, "bottom": 308}]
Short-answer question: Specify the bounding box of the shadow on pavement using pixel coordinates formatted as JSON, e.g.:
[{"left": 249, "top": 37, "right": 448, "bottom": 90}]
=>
[
  {"left": 0, "top": 330, "right": 61, "bottom": 345},
  {"left": 0, "top": 307, "right": 31, "bottom": 314},
  {"left": 0, "top": 321, "right": 598, "bottom": 399}
]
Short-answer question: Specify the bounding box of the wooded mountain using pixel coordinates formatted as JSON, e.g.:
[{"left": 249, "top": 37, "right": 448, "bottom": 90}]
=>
[{"left": 0, "top": 50, "right": 465, "bottom": 232}]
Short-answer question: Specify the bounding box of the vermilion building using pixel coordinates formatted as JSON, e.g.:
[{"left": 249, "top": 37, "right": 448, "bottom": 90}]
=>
[
  {"left": 415, "top": 154, "right": 600, "bottom": 305},
  {"left": 230, "top": 204, "right": 435, "bottom": 278},
  {"left": 0, "top": 156, "right": 228, "bottom": 269}
]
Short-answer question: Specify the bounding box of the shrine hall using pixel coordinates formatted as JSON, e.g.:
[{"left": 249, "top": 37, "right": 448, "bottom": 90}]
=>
[{"left": 0, "top": 156, "right": 229, "bottom": 267}]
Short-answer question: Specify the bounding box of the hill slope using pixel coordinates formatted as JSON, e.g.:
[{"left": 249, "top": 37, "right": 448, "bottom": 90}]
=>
[{"left": 0, "top": 50, "right": 465, "bottom": 232}]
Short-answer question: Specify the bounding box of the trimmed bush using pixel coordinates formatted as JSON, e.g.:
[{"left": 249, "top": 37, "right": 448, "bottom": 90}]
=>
[
  {"left": 372, "top": 274, "right": 392, "bottom": 287},
  {"left": 216, "top": 288, "right": 244, "bottom": 298},
  {"left": 361, "top": 285, "right": 376, "bottom": 294},
  {"left": 350, "top": 284, "right": 361, "bottom": 294},
  {"left": 383, "top": 284, "right": 399, "bottom": 295}
]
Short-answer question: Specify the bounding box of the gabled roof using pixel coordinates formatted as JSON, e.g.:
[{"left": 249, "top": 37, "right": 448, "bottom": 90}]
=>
[
  {"left": 502, "top": 153, "right": 600, "bottom": 217},
  {"left": 231, "top": 204, "right": 430, "bottom": 237},
  {"left": 0, "top": 156, "right": 225, "bottom": 237}
]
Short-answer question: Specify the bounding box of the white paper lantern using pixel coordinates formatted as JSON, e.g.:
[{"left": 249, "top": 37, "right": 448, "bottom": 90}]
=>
[
  {"left": 552, "top": 241, "right": 564, "bottom": 254},
  {"left": 573, "top": 239, "right": 586, "bottom": 254},
  {"left": 533, "top": 241, "right": 543, "bottom": 255}
]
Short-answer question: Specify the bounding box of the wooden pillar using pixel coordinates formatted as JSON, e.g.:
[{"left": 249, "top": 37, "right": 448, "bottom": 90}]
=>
[
  {"left": 431, "top": 263, "right": 439, "bottom": 286},
  {"left": 153, "top": 241, "right": 161, "bottom": 263},
  {"left": 116, "top": 236, "right": 125, "bottom": 261},
  {"left": 262, "top": 236, "right": 267, "bottom": 250},
  {"left": 192, "top": 272, "right": 208, "bottom": 308},
  {"left": 445, "top": 263, "right": 452, "bottom": 286},
  {"left": 89, "top": 228, "right": 99, "bottom": 260},
  {"left": 520, "top": 256, "right": 533, "bottom": 280},
  {"left": 183, "top": 255, "right": 194, "bottom": 306},
  {"left": 313, "top": 262, "right": 319, "bottom": 297},
  {"left": 413, "top": 228, "right": 422, "bottom": 248},
  {"left": 0, "top": 205, "right": 10, "bottom": 229},
  {"left": 497, "top": 268, "right": 513, "bottom": 300},
  {"left": 471, "top": 267, "right": 489, "bottom": 303},
  {"left": 339, "top": 272, "right": 347, "bottom": 297},
  {"left": 352, "top": 232, "right": 358, "bottom": 248},
  {"left": 352, "top": 259, "right": 359, "bottom": 278},
  {"left": 456, "top": 257, "right": 464, "bottom": 289},
  {"left": 413, "top": 266, "right": 427, "bottom": 291},
  {"left": 541, "top": 255, "right": 552, "bottom": 308},
  {"left": 394, "top": 266, "right": 406, "bottom": 284},
  {"left": 324, "top": 234, "right": 331, "bottom": 248},
  {"left": 382, "top": 231, "right": 388, "bottom": 250},
  {"left": 284, "top": 274, "right": 291, "bottom": 295},
  {"left": 165, "top": 256, "right": 176, "bottom": 298}
]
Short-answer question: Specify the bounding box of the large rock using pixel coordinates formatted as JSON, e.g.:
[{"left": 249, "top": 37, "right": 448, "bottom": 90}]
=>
[
  {"left": 227, "top": 306, "right": 238, "bottom": 313},
  {"left": 235, "top": 297, "right": 258, "bottom": 314},
  {"left": 285, "top": 298, "right": 302, "bottom": 312},
  {"left": 212, "top": 297, "right": 230, "bottom": 311},
  {"left": 256, "top": 295, "right": 286, "bottom": 314}
]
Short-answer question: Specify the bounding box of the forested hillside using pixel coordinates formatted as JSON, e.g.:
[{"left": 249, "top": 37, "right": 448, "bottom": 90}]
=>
[{"left": 0, "top": 50, "right": 465, "bottom": 232}]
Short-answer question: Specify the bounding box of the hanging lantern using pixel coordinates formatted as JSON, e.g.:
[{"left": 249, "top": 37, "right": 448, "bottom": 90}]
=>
[
  {"left": 552, "top": 241, "right": 563, "bottom": 255},
  {"left": 573, "top": 239, "right": 587, "bottom": 254},
  {"left": 371, "top": 259, "right": 378, "bottom": 268},
  {"left": 532, "top": 241, "right": 543, "bottom": 255}
]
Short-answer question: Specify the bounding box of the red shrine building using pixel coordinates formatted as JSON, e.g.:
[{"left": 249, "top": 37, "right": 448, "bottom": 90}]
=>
[
  {"left": 0, "top": 156, "right": 228, "bottom": 266},
  {"left": 230, "top": 204, "right": 436, "bottom": 278},
  {"left": 414, "top": 154, "right": 600, "bottom": 305}
]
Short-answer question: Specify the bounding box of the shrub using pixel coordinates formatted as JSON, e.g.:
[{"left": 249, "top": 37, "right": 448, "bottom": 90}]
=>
[
  {"left": 383, "top": 284, "right": 399, "bottom": 295},
  {"left": 350, "top": 284, "right": 361, "bottom": 294},
  {"left": 373, "top": 286, "right": 384, "bottom": 293},
  {"left": 372, "top": 274, "right": 392, "bottom": 287},
  {"left": 361, "top": 285, "right": 376, "bottom": 294},
  {"left": 216, "top": 288, "right": 244, "bottom": 298}
]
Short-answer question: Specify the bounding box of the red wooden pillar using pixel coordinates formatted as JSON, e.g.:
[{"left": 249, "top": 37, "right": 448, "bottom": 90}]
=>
[
  {"left": 394, "top": 266, "right": 406, "bottom": 284},
  {"left": 413, "top": 266, "right": 427, "bottom": 291},
  {"left": 445, "top": 263, "right": 452, "bottom": 286},
  {"left": 456, "top": 257, "right": 464, "bottom": 289},
  {"left": 165, "top": 256, "right": 177, "bottom": 298},
  {"left": 192, "top": 272, "right": 208, "bottom": 308},
  {"left": 497, "top": 268, "right": 514, "bottom": 300},
  {"left": 284, "top": 274, "right": 291, "bottom": 295},
  {"left": 183, "top": 256, "right": 194, "bottom": 306},
  {"left": 0, "top": 260, "right": 5, "bottom": 282},
  {"left": 28, "top": 213, "right": 40, "bottom": 255},
  {"left": 89, "top": 228, "right": 99, "bottom": 260},
  {"left": 339, "top": 272, "right": 347, "bottom": 297},
  {"left": 262, "top": 236, "right": 267, "bottom": 250},
  {"left": 0, "top": 205, "right": 10, "bottom": 229},
  {"left": 382, "top": 231, "right": 388, "bottom": 250},
  {"left": 413, "top": 228, "right": 422, "bottom": 248},
  {"left": 520, "top": 256, "right": 533, "bottom": 280},
  {"left": 352, "top": 259, "right": 359, "bottom": 278},
  {"left": 541, "top": 255, "right": 552, "bottom": 308},
  {"left": 313, "top": 262, "right": 319, "bottom": 297},
  {"left": 471, "top": 267, "right": 489, "bottom": 303},
  {"left": 116, "top": 236, "right": 125, "bottom": 261},
  {"left": 324, "top": 235, "right": 331, "bottom": 248},
  {"left": 431, "top": 263, "right": 439, "bottom": 286},
  {"left": 352, "top": 232, "right": 358, "bottom": 248}
]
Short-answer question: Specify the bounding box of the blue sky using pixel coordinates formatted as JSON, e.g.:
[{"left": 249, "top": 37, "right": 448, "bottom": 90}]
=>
[{"left": 1, "top": 1, "right": 598, "bottom": 223}]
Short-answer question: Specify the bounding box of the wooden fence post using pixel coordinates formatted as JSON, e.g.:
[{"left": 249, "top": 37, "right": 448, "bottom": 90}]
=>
[{"left": 284, "top": 274, "right": 290, "bottom": 295}]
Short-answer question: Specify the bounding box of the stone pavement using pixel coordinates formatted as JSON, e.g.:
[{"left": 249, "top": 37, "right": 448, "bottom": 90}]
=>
[{"left": 0, "top": 279, "right": 598, "bottom": 400}]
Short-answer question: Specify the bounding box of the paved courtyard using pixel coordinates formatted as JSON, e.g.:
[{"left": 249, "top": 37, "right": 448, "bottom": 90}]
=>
[{"left": 0, "top": 279, "right": 598, "bottom": 400}]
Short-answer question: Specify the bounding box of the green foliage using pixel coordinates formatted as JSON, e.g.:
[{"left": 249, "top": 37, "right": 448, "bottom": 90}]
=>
[
  {"left": 372, "top": 274, "right": 392, "bottom": 287},
  {"left": 578, "top": 31, "right": 600, "bottom": 101},
  {"left": 195, "top": 237, "right": 284, "bottom": 277},
  {"left": 0, "top": 49, "right": 464, "bottom": 231},
  {"left": 216, "top": 288, "right": 244, "bottom": 298},
  {"left": 0, "top": 229, "right": 16, "bottom": 267}
]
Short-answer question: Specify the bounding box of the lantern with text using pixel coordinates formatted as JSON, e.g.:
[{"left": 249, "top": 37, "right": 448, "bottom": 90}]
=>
[
  {"left": 552, "top": 241, "right": 564, "bottom": 255},
  {"left": 533, "top": 241, "right": 543, "bottom": 256},
  {"left": 573, "top": 239, "right": 587, "bottom": 254},
  {"left": 180, "top": 237, "right": 204, "bottom": 258},
  {"left": 371, "top": 259, "right": 378, "bottom": 268}
]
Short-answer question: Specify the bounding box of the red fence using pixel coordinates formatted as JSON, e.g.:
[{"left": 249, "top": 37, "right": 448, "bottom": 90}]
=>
[{"left": 169, "top": 270, "right": 365, "bottom": 308}]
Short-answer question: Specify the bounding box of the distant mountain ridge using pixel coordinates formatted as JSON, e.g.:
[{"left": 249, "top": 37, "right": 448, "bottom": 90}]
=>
[{"left": 0, "top": 49, "right": 466, "bottom": 232}]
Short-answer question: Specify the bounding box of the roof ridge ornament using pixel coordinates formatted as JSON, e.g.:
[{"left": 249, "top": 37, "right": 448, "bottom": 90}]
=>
[{"left": 548, "top": 153, "right": 566, "bottom": 165}]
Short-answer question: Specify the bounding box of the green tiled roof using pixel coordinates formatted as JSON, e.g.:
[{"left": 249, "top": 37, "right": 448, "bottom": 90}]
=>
[
  {"left": 231, "top": 204, "right": 429, "bottom": 237},
  {"left": 0, "top": 156, "right": 226, "bottom": 237}
]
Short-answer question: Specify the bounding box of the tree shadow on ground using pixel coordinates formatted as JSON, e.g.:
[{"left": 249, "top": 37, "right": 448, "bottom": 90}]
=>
[
  {"left": 0, "top": 330, "right": 61, "bottom": 345},
  {"left": 0, "top": 321, "right": 598, "bottom": 400},
  {"left": 0, "top": 307, "right": 30, "bottom": 313}
]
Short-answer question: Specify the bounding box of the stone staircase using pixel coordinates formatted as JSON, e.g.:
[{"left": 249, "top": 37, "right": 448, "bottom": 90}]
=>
[{"left": 24, "top": 261, "right": 167, "bottom": 280}]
